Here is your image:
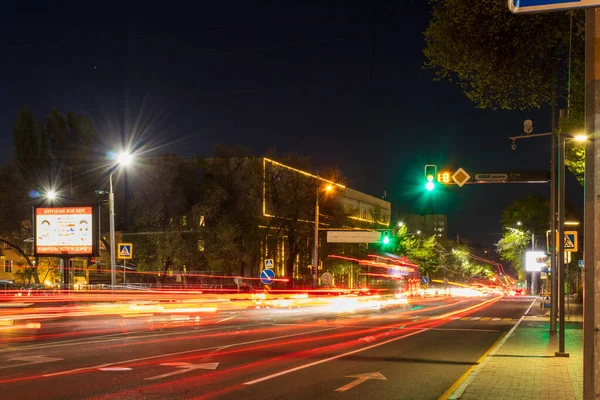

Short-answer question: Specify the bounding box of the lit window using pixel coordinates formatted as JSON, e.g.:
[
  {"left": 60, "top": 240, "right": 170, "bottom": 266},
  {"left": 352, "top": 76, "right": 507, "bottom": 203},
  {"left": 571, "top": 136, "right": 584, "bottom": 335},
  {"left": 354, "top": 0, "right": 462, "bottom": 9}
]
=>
[{"left": 4, "top": 260, "right": 12, "bottom": 273}]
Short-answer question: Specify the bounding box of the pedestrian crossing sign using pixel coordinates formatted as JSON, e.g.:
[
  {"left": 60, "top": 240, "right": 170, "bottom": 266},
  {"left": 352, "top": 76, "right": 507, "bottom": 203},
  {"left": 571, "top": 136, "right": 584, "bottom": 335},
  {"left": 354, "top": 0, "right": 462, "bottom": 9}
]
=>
[
  {"left": 118, "top": 243, "right": 133, "bottom": 259},
  {"left": 546, "top": 230, "right": 578, "bottom": 253},
  {"left": 265, "top": 259, "right": 274, "bottom": 268}
]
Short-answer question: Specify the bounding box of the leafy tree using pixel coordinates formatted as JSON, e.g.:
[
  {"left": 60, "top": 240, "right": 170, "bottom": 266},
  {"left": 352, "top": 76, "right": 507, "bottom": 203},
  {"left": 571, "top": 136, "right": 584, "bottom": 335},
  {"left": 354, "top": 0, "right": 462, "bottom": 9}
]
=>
[
  {"left": 424, "top": 0, "right": 586, "bottom": 181},
  {"left": 496, "top": 228, "right": 529, "bottom": 280},
  {"left": 128, "top": 155, "right": 193, "bottom": 282},
  {"left": 196, "top": 147, "right": 263, "bottom": 277},
  {"left": 13, "top": 107, "right": 102, "bottom": 202},
  {"left": 501, "top": 194, "right": 550, "bottom": 244}
]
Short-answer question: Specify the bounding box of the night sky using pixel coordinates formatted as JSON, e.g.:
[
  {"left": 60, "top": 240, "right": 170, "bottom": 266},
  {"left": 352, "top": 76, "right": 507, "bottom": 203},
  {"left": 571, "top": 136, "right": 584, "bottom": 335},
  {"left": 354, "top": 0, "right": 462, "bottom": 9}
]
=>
[{"left": 0, "top": 1, "right": 584, "bottom": 248}]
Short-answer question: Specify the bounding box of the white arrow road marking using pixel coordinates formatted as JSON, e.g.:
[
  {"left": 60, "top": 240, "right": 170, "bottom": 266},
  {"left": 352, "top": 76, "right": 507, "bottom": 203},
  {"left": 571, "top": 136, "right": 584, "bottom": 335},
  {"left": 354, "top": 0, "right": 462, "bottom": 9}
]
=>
[
  {"left": 335, "top": 372, "right": 387, "bottom": 392},
  {"left": 144, "top": 362, "right": 219, "bottom": 381},
  {"left": 1, "top": 355, "right": 63, "bottom": 369}
]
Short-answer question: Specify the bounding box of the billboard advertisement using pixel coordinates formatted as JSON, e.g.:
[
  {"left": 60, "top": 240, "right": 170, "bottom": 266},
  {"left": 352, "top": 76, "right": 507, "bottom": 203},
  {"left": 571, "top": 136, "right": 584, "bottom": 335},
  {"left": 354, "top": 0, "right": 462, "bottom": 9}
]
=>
[
  {"left": 34, "top": 206, "right": 98, "bottom": 256},
  {"left": 525, "top": 251, "right": 547, "bottom": 272}
]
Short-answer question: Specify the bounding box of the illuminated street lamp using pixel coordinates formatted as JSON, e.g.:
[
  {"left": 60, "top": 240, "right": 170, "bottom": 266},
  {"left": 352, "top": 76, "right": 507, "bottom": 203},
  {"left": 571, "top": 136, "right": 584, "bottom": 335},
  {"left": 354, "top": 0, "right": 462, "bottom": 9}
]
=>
[
  {"left": 312, "top": 183, "right": 334, "bottom": 288},
  {"left": 46, "top": 190, "right": 57, "bottom": 201},
  {"left": 109, "top": 151, "right": 132, "bottom": 287}
]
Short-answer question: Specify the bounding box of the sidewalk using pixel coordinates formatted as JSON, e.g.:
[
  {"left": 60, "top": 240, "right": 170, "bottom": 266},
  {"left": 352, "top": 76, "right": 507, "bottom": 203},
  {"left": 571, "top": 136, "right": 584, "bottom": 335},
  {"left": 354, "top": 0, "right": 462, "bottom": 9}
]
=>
[{"left": 449, "top": 297, "right": 583, "bottom": 400}]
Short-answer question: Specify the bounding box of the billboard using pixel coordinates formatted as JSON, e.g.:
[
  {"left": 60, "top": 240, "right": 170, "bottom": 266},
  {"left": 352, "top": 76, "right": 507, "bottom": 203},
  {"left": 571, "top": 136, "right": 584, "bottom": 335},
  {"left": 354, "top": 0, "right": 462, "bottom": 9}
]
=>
[
  {"left": 34, "top": 206, "right": 99, "bottom": 256},
  {"left": 526, "top": 251, "right": 547, "bottom": 272}
]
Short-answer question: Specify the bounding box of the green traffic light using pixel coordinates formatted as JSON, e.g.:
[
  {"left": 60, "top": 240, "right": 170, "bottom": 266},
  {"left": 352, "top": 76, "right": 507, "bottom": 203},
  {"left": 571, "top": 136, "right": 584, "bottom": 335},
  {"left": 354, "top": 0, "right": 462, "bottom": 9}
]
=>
[
  {"left": 383, "top": 236, "right": 390, "bottom": 245},
  {"left": 425, "top": 181, "right": 435, "bottom": 191}
]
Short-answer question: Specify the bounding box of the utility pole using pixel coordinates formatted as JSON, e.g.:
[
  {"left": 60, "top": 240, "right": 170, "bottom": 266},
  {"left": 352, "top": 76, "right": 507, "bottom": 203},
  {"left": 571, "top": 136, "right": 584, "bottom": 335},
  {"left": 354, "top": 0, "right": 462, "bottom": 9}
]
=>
[
  {"left": 550, "top": 115, "right": 558, "bottom": 333},
  {"left": 584, "top": 8, "right": 600, "bottom": 398},
  {"left": 556, "top": 127, "right": 568, "bottom": 357}
]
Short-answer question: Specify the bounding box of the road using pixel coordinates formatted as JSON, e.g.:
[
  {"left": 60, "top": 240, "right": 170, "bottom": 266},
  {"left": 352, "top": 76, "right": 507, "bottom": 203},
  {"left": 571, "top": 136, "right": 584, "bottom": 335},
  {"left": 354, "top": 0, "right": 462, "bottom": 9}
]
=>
[{"left": 0, "top": 294, "right": 535, "bottom": 400}]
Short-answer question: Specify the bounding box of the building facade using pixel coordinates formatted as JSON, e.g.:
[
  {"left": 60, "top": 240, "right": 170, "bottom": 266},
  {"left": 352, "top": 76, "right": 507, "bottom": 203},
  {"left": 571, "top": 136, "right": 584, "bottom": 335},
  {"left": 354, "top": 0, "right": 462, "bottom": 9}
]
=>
[{"left": 407, "top": 214, "right": 447, "bottom": 239}]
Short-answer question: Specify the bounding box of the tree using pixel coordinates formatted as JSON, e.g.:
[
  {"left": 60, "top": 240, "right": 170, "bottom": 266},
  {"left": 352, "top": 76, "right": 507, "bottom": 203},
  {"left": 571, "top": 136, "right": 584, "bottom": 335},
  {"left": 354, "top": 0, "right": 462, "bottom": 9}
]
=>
[
  {"left": 195, "top": 147, "right": 263, "bottom": 277},
  {"left": 13, "top": 107, "right": 102, "bottom": 202},
  {"left": 500, "top": 194, "right": 550, "bottom": 244},
  {"left": 496, "top": 228, "right": 529, "bottom": 280},
  {"left": 424, "top": 0, "right": 586, "bottom": 181},
  {"left": 424, "top": 0, "right": 577, "bottom": 110},
  {"left": 129, "top": 155, "right": 194, "bottom": 282}
]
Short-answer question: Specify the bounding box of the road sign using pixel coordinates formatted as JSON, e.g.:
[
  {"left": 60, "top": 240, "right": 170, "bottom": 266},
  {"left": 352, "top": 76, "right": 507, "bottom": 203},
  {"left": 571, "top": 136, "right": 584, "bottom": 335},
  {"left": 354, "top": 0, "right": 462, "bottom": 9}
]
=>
[
  {"left": 473, "top": 173, "right": 509, "bottom": 183},
  {"left": 452, "top": 168, "right": 471, "bottom": 187},
  {"left": 509, "top": 0, "right": 600, "bottom": 14},
  {"left": 264, "top": 259, "right": 274, "bottom": 268},
  {"left": 421, "top": 276, "right": 429, "bottom": 285},
  {"left": 326, "top": 231, "right": 382, "bottom": 243},
  {"left": 118, "top": 243, "right": 132, "bottom": 259},
  {"left": 260, "top": 268, "right": 275, "bottom": 285},
  {"left": 546, "top": 230, "right": 578, "bottom": 253},
  {"left": 580, "top": 259, "right": 585, "bottom": 268},
  {"left": 564, "top": 231, "right": 578, "bottom": 252}
]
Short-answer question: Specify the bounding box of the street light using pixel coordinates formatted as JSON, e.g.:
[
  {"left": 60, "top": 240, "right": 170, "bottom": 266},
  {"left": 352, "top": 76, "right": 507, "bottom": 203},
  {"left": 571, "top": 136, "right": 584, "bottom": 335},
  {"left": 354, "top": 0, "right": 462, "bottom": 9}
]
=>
[
  {"left": 556, "top": 132, "right": 587, "bottom": 356},
  {"left": 109, "top": 151, "right": 132, "bottom": 287},
  {"left": 46, "top": 190, "right": 57, "bottom": 201},
  {"left": 312, "top": 182, "right": 335, "bottom": 288}
]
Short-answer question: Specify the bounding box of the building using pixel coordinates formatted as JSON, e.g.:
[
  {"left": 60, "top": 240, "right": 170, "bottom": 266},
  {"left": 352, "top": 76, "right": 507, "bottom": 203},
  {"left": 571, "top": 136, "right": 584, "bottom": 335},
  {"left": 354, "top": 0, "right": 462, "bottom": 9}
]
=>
[{"left": 407, "top": 214, "right": 447, "bottom": 239}]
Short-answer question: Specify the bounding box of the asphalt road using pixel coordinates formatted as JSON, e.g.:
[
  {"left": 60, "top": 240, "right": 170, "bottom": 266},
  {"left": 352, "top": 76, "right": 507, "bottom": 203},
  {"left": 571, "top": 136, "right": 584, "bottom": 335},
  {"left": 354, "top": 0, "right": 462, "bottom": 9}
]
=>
[{"left": 0, "top": 295, "right": 535, "bottom": 400}]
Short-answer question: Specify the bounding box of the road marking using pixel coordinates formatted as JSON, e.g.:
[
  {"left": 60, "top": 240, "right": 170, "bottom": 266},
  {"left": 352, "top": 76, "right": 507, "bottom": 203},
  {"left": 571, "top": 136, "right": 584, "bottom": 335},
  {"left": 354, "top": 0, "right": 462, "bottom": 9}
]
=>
[
  {"left": 440, "top": 298, "right": 537, "bottom": 400},
  {"left": 335, "top": 372, "right": 387, "bottom": 392},
  {"left": 1, "top": 322, "right": 270, "bottom": 353},
  {"left": 480, "top": 317, "right": 491, "bottom": 321},
  {"left": 41, "top": 326, "right": 340, "bottom": 378},
  {"left": 145, "top": 362, "right": 219, "bottom": 380},
  {"left": 0, "top": 355, "right": 63, "bottom": 370},
  {"left": 502, "top": 318, "right": 512, "bottom": 321},
  {"left": 244, "top": 328, "right": 429, "bottom": 385},
  {"left": 98, "top": 367, "right": 132, "bottom": 372},
  {"left": 470, "top": 317, "right": 481, "bottom": 321},
  {"left": 491, "top": 317, "right": 502, "bottom": 321},
  {"left": 460, "top": 317, "right": 470, "bottom": 321}
]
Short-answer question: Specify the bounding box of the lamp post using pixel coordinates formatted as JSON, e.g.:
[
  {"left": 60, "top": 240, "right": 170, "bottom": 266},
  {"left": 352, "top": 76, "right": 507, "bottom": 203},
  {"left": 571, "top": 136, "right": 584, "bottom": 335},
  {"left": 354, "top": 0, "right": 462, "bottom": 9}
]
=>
[
  {"left": 312, "top": 183, "right": 333, "bottom": 289},
  {"left": 556, "top": 132, "right": 587, "bottom": 356},
  {"left": 109, "top": 152, "right": 132, "bottom": 287}
]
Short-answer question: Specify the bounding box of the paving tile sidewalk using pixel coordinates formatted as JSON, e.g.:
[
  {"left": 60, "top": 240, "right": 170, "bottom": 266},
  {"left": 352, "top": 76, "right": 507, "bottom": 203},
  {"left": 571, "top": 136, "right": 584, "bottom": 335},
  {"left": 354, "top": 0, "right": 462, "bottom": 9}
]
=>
[{"left": 451, "top": 298, "right": 583, "bottom": 400}]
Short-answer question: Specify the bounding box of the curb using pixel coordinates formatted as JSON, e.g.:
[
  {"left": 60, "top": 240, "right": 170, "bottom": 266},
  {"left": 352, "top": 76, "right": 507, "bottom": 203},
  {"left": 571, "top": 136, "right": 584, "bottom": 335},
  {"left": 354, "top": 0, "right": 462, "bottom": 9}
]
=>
[{"left": 447, "top": 298, "right": 537, "bottom": 399}]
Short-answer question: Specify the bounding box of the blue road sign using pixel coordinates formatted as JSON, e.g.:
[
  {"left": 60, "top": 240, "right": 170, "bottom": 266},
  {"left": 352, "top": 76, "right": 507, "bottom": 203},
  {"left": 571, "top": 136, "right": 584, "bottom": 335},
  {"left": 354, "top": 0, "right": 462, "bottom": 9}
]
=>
[
  {"left": 421, "top": 276, "right": 429, "bottom": 285},
  {"left": 509, "top": 0, "right": 600, "bottom": 14},
  {"left": 260, "top": 268, "right": 275, "bottom": 285}
]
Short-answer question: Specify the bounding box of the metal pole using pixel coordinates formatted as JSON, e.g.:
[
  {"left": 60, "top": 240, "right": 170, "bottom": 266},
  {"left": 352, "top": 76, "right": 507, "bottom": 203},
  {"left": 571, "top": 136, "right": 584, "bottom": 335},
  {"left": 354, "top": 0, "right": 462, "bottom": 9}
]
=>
[
  {"left": 556, "top": 135, "right": 568, "bottom": 357},
  {"left": 109, "top": 173, "right": 116, "bottom": 287},
  {"left": 550, "top": 127, "right": 558, "bottom": 333},
  {"left": 584, "top": 8, "right": 600, "bottom": 397},
  {"left": 312, "top": 186, "right": 319, "bottom": 289}
]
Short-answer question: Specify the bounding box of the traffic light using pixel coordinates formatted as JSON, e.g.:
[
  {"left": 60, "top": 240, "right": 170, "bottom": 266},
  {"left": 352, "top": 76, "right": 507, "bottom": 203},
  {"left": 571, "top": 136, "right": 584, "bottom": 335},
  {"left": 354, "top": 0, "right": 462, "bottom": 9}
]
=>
[
  {"left": 424, "top": 165, "right": 437, "bottom": 191},
  {"left": 380, "top": 232, "right": 393, "bottom": 248}
]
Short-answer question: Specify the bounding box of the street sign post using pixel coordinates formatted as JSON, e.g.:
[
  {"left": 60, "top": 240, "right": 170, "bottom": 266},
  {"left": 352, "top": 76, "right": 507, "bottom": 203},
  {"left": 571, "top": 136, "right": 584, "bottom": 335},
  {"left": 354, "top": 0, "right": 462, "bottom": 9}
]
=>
[
  {"left": 260, "top": 269, "right": 275, "bottom": 285},
  {"left": 264, "top": 259, "right": 274, "bottom": 268},
  {"left": 421, "top": 276, "right": 429, "bottom": 285},
  {"left": 509, "top": 0, "right": 600, "bottom": 14}
]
